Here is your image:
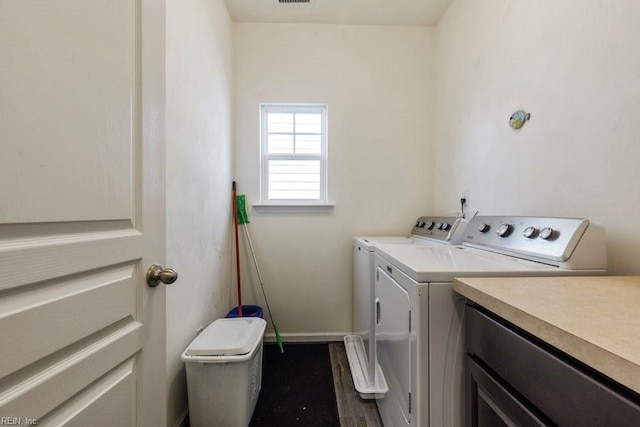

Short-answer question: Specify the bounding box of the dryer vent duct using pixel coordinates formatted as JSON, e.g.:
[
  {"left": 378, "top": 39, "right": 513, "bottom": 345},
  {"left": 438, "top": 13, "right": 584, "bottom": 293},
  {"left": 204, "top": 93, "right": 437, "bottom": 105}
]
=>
[{"left": 278, "top": 0, "right": 311, "bottom": 3}]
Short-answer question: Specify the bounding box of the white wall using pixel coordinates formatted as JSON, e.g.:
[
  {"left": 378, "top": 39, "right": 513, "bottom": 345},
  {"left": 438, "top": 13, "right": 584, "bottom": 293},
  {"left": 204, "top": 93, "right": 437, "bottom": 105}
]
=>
[
  {"left": 166, "top": 0, "right": 233, "bottom": 425},
  {"left": 435, "top": 0, "right": 640, "bottom": 274},
  {"left": 233, "top": 24, "right": 434, "bottom": 338}
]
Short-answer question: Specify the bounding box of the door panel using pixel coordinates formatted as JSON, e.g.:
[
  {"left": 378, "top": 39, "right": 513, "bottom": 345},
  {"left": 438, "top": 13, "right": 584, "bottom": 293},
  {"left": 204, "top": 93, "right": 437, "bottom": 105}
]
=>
[
  {"left": 0, "top": 0, "right": 135, "bottom": 223},
  {"left": 0, "top": 325, "right": 141, "bottom": 421},
  {"left": 0, "top": 0, "right": 165, "bottom": 425},
  {"left": 41, "top": 360, "right": 137, "bottom": 426},
  {"left": 1, "top": 230, "right": 142, "bottom": 292},
  {"left": 353, "top": 243, "right": 374, "bottom": 379},
  {"left": 376, "top": 267, "right": 411, "bottom": 425},
  {"left": 0, "top": 264, "right": 137, "bottom": 377}
]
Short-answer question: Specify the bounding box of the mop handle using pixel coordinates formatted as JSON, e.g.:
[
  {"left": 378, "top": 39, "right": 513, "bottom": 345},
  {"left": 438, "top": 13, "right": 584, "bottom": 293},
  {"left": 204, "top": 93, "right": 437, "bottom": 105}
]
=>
[
  {"left": 243, "top": 224, "right": 265, "bottom": 286},
  {"left": 232, "top": 182, "right": 242, "bottom": 317},
  {"left": 242, "top": 224, "right": 277, "bottom": 323}
]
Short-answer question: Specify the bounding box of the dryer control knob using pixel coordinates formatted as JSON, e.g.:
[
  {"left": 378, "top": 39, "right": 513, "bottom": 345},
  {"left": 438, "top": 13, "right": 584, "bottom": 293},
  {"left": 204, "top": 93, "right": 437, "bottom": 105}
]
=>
[
  {"left": 436, "top": 222, "right": 443, "bottom": 230},
  {"left": 478, "top": 223, "right": 490, "bottom": 233},
  {"left": 425, "top": 221, "right": 435, "bottom": 230},
  {"left": 442, "top": 223, "right": 451, "bottom": 231},
  {"left": 540, "top": 227, "right": 555, "bottom": 240},
  {"left": 523, "top": 226, "right": 538, "bottom": 238},
  {"left": 496, "top": 223, "right": 513, "bottom": 237}
]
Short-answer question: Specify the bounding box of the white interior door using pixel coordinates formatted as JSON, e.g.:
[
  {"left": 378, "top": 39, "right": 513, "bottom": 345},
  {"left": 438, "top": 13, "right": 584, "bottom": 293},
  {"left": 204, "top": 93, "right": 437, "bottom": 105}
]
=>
[{"left": 0, "top": 1, "right": 167, "bottom": 425}]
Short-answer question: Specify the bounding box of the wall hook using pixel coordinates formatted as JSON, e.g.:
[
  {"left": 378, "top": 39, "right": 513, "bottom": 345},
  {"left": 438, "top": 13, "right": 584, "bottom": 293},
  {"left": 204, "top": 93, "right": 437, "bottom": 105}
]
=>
[{"left": 509, "top": 110, "right": 531, "bottom": 130}]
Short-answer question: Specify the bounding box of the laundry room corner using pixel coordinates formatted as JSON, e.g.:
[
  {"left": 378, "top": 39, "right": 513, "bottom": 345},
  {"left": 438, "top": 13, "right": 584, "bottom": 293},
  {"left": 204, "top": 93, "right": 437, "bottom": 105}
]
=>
[
  {"left": 232, "top": 23, "right": 437, "bottom": 340},
  {"left": 433, "top": 0, "right": 640, "bottom": 275}
]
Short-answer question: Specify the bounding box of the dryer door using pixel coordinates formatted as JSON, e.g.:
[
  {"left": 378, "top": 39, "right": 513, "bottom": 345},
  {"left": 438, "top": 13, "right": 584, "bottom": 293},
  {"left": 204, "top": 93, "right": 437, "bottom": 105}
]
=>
[
  {"left": 353, "top": 242, "right": 374, "bottom": 371},
  {"left": 376, "top": 266, "right": 411, "bottom": 426}
]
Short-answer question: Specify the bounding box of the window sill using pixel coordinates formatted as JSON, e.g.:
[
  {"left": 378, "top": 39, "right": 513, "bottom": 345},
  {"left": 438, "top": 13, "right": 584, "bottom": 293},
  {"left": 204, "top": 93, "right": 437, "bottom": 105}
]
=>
[{"left": 252, "top": 203, "right": 334, "bottom": 214}]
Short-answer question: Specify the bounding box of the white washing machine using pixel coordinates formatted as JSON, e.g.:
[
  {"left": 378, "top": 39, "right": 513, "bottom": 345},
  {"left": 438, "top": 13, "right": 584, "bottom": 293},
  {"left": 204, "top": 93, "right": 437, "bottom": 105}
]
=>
[
  {"left": 373, "top": 216, "right": 607, "bottom": 427},
  {"left": 346, "top": 216, "right": 469, "bottom": 399}
]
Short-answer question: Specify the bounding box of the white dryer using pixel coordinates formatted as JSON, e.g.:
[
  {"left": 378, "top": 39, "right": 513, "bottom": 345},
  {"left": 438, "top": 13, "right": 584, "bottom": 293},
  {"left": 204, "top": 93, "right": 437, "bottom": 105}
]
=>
[
  {"left": 373, "top": 216, "right": 607, "bottom": 427},
  {"left": 346, "top": 216, "right": 469, "bottom": 399}
]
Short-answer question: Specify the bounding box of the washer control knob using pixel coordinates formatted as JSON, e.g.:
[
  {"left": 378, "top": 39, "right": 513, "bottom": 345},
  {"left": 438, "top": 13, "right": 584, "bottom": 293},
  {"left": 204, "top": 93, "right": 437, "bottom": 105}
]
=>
[
  {"left": 478, "top": 223, "right": 490, "bottom": 233},
  {"left": 540, "top": 227, "right": 554, "bottom": 240},
  {"left": 425, "top": 221, "right": 435, "bottom": 230},
  {"left": 441, "top": 223, "right": 451, "bottom": 231},
  {"left": 415, "top": 221, "right": 421, "bottom": 227},
  {"left": 436, "top": 222, "right": 443, "bottom": 230},
  {"left": 418, "top": 221, "right": 426, "bottom": 228},
  {"left": 496, "top": 223, "right": 513, "bottom": 237},
  {"left": 523, "top": 226, "right": 537, "bottom": 238}
]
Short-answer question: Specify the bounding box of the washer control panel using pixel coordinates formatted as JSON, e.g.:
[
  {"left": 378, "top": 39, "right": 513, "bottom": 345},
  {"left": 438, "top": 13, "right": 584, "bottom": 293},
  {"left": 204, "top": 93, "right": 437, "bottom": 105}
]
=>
[
  {"left": 411, "top": 216, "right": 468, "bottom": 244},
  {"left": 463, "top": 216, "right": 591, "bottom": 262}
]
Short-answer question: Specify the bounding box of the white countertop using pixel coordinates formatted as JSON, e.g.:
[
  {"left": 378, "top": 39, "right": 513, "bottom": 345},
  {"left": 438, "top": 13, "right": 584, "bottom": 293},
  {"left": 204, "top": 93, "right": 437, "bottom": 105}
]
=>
[{"left": 453, "top": 275, "right": 640, "bottom": 394}]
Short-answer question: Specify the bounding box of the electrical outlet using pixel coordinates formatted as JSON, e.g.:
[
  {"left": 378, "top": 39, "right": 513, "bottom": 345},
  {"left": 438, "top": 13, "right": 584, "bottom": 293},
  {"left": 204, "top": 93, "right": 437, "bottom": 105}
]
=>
[
  {"left": 460, "top": 190, "right": 469, "bottom": 219},
  {"left": 462, "top": 189, "right": 469, "bottom": 204}
]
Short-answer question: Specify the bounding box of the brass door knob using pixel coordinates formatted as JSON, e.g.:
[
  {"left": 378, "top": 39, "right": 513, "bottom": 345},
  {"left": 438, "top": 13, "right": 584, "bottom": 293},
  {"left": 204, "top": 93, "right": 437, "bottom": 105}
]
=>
[{"left": 146, "top": 264, "right": 178, "bottom": 287}]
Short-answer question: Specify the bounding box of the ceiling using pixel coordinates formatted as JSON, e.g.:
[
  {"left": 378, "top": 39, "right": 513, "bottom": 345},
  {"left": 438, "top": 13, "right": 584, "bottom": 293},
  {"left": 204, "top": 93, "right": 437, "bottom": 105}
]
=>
[{"left": 224, "top": 0, "right": 454, "bottom": 27}]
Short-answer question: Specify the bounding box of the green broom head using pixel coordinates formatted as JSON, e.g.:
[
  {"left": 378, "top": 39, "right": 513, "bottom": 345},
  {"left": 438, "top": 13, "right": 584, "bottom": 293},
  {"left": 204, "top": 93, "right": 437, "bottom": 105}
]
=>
[{"left": 236, "top": 194, "right": 250, "bottom": 224}]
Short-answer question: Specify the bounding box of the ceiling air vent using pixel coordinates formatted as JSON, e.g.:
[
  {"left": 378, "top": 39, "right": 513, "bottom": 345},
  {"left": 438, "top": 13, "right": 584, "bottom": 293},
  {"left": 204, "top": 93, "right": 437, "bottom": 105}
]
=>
[{"left": 278, "top": 0, "right": 311, "bottom": 3}]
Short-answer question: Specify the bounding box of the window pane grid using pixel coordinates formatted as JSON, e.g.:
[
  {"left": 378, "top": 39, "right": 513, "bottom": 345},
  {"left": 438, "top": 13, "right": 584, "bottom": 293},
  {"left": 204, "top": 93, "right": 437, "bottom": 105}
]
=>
[
  {"left": 261, "top": 104, "right": 327, "bottom": 203},
  {"left": 266, "top": 111, "right": 322, "bottom": 155}
]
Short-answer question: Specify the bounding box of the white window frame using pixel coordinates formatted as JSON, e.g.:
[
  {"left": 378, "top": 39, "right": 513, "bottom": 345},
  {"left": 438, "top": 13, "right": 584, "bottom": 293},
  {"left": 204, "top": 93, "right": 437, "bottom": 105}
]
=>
[{"left": 258, "top": 103, "right": 330, "bottom": 211}]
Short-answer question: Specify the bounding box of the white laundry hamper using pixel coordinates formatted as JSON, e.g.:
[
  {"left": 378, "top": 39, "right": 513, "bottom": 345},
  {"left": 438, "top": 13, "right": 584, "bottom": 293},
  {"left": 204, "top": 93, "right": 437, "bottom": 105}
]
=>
[{"left": 182, "top": 317, "right": 266, "bottom": 427}]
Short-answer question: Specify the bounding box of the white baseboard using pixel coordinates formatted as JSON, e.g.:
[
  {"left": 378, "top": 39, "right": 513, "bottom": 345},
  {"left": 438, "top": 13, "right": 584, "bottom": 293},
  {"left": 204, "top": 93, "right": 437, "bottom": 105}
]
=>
[{"left": 263, "top": 332, "right": 350, "bottom": 343}]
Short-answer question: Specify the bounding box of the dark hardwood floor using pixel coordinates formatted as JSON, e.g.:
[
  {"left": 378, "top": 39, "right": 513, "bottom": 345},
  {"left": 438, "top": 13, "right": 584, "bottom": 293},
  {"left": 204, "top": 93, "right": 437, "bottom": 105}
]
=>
[{"left": 329, "top": 342, "right": 383, "bottom": 427}]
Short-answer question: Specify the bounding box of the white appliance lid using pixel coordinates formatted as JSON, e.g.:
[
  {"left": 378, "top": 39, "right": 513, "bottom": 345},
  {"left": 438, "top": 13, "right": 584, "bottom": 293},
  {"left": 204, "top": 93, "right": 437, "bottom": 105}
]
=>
[
  {"left": 374, "top": 244, "right": 564, "bottom": 282},
  {"left": 354, "top": 236, "right": 438, "bottom": 250},
  {"left": 185, "top": 317, "right": 266, "bottom": 357}
]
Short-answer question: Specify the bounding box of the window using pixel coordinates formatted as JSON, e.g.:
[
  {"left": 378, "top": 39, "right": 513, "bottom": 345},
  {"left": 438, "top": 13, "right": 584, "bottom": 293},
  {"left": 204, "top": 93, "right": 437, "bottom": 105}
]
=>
[{"left": 260, "top": 104, "right": 328, "bottom": 205}]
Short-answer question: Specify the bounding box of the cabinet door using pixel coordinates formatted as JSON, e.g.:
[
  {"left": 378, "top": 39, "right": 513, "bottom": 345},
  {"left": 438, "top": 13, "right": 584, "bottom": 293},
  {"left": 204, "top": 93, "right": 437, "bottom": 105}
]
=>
[
  {"left": 466, "top": 356, "right": 547, "bottom": 427},
  {"left": 466, "top": 305, "right": 640, "bottom": 426},
  {"left": 376, "top": 267, "right": 411, "bottom": 425}
]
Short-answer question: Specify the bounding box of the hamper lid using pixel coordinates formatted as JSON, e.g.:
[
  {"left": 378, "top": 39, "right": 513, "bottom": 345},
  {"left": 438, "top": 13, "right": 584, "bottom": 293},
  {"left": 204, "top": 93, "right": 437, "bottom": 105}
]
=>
[{"left": 185, "top": 317, "right": 266, "bottom": 357}]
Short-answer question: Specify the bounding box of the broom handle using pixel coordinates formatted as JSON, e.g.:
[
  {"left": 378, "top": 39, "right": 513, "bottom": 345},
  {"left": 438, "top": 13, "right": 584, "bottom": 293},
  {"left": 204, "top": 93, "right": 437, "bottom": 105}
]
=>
[
  {"left": 242, "top": 222, "right": 284, "bottom": 352},
  {"left": 243, "top": 224, "right": 265, "bottom": 286},
  {"left": 232, "top": 182, "right": 242, "bottom": 317},
  {"left": 242, "top": 223, "right": 276, "bottom": 324}
]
